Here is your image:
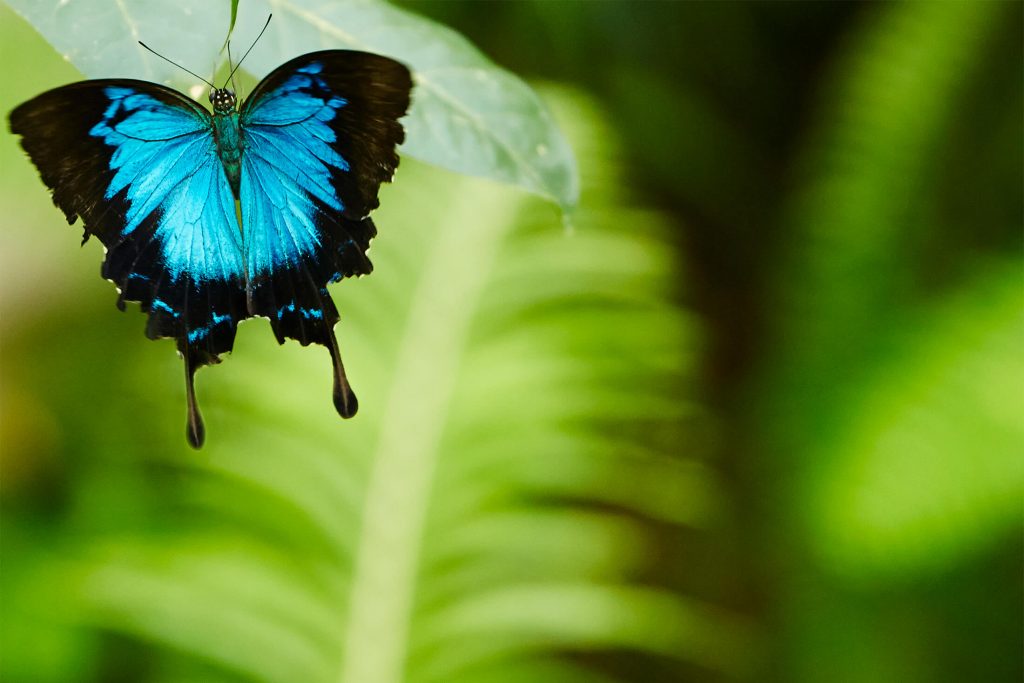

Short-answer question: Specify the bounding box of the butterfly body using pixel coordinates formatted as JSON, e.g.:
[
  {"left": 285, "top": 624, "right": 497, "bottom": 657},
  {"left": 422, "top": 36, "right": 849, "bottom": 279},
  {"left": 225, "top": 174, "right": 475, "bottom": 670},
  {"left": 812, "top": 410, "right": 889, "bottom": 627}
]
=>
[
  {"left": 10, "top": 51, "right": 413, "bottom": 448},
  {"left": 211, "top": 107, "right": 243, "bottom": 194}
]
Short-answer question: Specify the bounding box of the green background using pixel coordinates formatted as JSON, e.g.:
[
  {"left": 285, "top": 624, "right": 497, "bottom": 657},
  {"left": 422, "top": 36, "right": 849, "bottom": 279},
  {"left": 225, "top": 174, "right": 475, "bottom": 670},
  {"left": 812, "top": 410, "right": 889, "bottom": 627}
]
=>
[{"left": 1, "top": 1, "right": 1021, "bottom": 682}]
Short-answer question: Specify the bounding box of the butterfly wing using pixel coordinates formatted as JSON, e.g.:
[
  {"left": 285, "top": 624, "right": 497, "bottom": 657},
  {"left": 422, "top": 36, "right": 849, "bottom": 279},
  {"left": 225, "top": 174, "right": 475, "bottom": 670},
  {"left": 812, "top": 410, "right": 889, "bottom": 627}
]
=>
[
  {"left": 9, "top": 82, "right": 248, "bottom": 447},
  {"left": 239, "top": 51, "right": 412, "bottom": 417}
]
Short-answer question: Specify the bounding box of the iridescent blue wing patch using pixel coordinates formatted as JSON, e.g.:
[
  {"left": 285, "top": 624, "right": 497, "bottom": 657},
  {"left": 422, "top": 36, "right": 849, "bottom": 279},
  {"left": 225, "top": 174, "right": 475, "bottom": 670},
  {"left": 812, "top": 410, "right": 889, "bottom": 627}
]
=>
[
  {"left": 9, "top": 81, "right": 247, "bottom": 447},
  {"left": 239, "top": 51, "right": 411, "bottom": 417}
]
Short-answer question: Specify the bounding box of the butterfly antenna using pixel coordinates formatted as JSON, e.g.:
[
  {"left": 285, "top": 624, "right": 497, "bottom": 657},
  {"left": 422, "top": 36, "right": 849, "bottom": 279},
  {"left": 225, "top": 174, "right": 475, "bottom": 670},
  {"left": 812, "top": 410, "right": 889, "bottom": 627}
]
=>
[
  {"left": 222, "top": 14, "right": 272, "bottom": 88},
  {"left": 138, "top": 41, "right": 215, "bottom": 88}
]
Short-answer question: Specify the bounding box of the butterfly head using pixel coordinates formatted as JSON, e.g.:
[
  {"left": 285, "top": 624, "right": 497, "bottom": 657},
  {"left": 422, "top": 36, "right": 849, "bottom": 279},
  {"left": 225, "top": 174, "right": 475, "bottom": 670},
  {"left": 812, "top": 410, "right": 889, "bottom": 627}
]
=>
[{"left": 209, "top": 88, "right": 237, "bottom": 113}]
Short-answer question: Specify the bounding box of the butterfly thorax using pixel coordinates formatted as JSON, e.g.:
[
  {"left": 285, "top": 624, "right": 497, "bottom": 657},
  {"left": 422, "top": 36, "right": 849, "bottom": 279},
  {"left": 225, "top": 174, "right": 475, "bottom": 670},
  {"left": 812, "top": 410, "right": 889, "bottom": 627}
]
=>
[{"left": 209, "top": 88, "right": 243, "bottom": 197}]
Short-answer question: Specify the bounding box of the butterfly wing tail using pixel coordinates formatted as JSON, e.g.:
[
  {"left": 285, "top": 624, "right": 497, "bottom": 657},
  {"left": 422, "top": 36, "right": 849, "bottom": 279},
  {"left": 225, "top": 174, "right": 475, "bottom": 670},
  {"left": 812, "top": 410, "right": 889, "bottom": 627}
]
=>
[{"left": 245, "top": 215, "right": 376, "bottom": 418}]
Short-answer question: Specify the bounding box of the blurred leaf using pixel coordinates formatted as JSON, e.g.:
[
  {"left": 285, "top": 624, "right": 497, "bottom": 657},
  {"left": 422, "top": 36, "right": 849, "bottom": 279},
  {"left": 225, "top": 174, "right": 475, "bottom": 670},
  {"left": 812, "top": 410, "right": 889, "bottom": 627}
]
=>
[
  {"left": 757, "top": 0, "right": 1013, "bottom": 518},
  {"left": 774, "top": 0, "right": 1006, "bottom": 363},
  {"left": 761, "top": 0, "right": 1019, "bottom": 579},
  {"left": 748, "top": 2, "right": 1021, "bottom": 679},
  {"left": 5, "top": 0, "right": 578, "bottom": 210},
  {"left": 0, "top": 537, "right": 95, "bottom": 683},
  {"left": 811, "top": 262, "right": 1024, "bottom": 578}
]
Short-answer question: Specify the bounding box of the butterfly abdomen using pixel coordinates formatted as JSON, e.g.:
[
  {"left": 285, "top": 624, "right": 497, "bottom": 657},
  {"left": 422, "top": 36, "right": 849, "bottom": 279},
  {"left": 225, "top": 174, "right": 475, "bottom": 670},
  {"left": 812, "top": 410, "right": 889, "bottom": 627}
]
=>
[{"left": 212, "top": 111, "right": 244, "bottom": 197}]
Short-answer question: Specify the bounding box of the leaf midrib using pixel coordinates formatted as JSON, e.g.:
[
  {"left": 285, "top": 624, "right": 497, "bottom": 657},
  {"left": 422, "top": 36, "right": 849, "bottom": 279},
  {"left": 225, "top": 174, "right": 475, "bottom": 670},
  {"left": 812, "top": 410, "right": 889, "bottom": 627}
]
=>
[{"left": 337, "top": 183, "right": 521, "bottom": 683}]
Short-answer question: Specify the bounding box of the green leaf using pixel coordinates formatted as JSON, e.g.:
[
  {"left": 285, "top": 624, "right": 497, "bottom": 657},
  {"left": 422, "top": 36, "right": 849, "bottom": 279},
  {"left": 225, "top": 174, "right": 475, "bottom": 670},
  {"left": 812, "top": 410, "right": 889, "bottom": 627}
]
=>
[
  {"left": 228, "top": 0, "right": 239, "bottom": 40},
  {"left": 752, "top": 0, "right": 1019, "bottom": 580},
  {"left": 221, "top": 0, "right": 240, "bottom": 53},
  {"left": 4, "top": 0, "right": 230, "bottom": 87},
  {"left": 810, "top": 263, "right": 1024, "bottom": 578},
  {"left": 772, "top": 0, "right": 1006, "bottom": 366},
  {"left": 6, "top": 0, "right": 579, "bottom": 211},
  {"left": 234, "top": 0, "right": 578, "bottom": 210}
]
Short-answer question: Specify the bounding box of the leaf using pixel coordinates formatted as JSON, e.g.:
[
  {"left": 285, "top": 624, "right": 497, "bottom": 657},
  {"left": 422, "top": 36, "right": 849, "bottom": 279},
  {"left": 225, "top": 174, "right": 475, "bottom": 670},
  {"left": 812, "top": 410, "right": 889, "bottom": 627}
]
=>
[
  {"left": 4, "top": 0, "right": 230, "bottom": 87},
  {"left": 772, "top": 0, "right": 1006, "bottom": 365},
  {"left": 221, "top": 0, "right": 240, "bottom": 53},
  {"left": 6, "top": 0, "right": 579, "bottom": 211},
  {"left": 228, "top": 0, "right": 239, "bottom": 40},
  {"left": 44, "top": 88, "right": 739, "bottom": 682},
  {"left": 235, "top": 0, "right": 579, "bottom": 210},
  {"left": 810, "top": 263, "right": 1024, "bottom": 578},
  {"left": 754, "top": 1, "right": 1016, "bottom": 574}
]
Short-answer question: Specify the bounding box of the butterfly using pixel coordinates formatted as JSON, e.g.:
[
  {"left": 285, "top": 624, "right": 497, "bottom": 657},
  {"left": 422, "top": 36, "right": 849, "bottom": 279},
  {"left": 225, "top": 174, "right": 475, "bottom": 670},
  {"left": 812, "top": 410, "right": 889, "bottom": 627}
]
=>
[{"left": 8, "top": 44, "right": 413, "bottom": 449}]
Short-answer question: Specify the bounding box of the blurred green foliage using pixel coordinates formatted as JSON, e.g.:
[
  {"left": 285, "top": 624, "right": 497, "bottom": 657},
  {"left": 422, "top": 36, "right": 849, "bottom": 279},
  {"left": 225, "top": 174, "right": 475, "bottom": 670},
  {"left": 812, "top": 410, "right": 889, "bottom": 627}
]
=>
[{"left": 1, "top": 2, "right": 1021, "bottom": 683}]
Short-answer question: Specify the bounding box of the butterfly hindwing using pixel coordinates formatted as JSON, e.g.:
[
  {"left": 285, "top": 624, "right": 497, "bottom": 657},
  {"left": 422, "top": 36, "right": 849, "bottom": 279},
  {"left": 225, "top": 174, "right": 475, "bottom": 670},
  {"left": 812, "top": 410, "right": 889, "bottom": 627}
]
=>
[{"left": 239, "top": 51, "right": 411, "bottom": 416}]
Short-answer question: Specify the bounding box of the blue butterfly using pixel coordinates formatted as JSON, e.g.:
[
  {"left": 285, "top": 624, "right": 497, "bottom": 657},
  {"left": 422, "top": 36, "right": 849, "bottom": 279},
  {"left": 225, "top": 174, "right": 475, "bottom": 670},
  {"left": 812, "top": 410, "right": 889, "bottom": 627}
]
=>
[{"left": 9, "top": 48, "right": 412, "bottom": 448}]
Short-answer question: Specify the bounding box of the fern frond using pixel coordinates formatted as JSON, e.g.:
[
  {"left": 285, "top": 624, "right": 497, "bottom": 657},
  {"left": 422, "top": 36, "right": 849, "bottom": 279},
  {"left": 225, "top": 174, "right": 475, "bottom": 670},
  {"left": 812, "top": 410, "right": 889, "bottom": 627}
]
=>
[{"left": 68, "top": 88, "right": 741, "bottom": 683}]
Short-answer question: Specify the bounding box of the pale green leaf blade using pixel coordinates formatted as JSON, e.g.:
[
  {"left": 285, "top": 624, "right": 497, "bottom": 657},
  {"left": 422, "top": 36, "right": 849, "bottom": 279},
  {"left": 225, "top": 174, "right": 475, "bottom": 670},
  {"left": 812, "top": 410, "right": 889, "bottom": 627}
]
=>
[
  {"left": 4, "top": 0, "right": 230, "bottom": 89},
  {"left": 235, "top": 0, "right": 579, "bottom": 210}
]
